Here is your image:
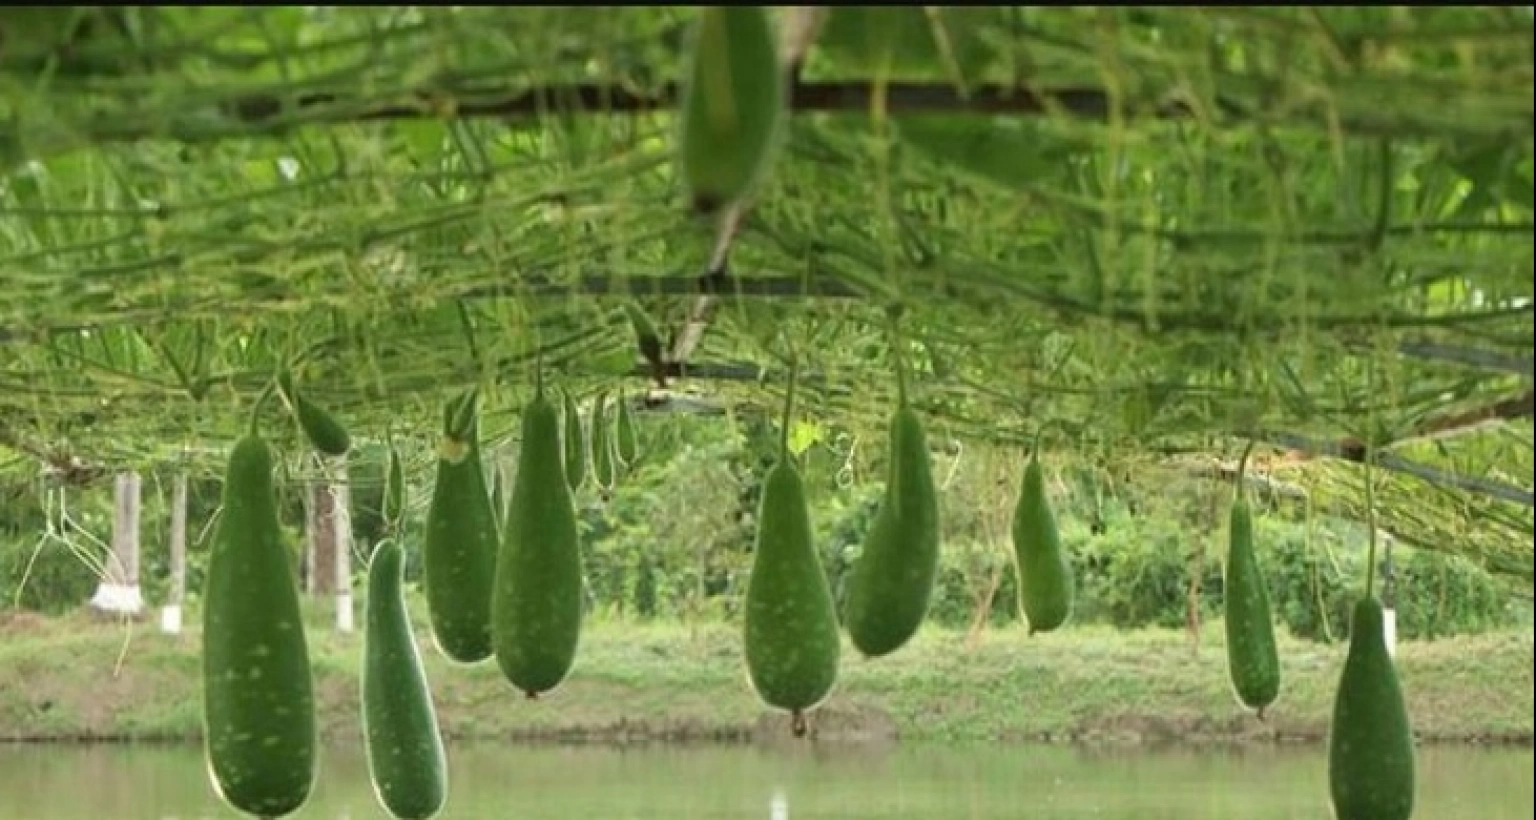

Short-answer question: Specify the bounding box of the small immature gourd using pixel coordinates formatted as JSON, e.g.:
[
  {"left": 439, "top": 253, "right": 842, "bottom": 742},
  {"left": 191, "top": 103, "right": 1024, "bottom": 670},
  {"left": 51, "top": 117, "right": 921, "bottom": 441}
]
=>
[
  {"left": 276, "top": 369, "right": 350, "bottom": 456},
  {"left": 382, "top": 445, "right": 405, "bottom": 532},
  {"left": 616, "top": 391, "right": 640, "bottom": 466},
  {"left": 591, "top": 391, "right": 616, "bottom": 491},
  {"left": 562, "top": 390, "right": 587, "bottom": 493},
  {"left": 1011, "top": 453, "right": 1075, "bottom": 634}
]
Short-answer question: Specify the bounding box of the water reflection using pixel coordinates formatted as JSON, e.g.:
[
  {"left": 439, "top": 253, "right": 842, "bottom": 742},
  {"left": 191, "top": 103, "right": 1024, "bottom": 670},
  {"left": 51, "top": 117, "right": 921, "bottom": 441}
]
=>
[
  {"left": 771, "top": 787, "right": 788, "bottom": 820},
  {"left": 0, "top": 742, "right": 1528, "bottom": 819}
]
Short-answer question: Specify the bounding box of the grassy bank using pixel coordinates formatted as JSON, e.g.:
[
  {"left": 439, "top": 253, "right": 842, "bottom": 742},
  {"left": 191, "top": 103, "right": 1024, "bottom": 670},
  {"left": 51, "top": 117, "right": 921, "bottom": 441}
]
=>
[{"left": 0, "top": 604, "right": 1530, "bottom": 748}]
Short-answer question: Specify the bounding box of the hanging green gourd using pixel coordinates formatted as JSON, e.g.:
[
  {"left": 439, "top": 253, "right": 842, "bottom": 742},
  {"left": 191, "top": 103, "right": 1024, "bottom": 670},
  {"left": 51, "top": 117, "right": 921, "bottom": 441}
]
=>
[
  {"left": 493, "top": 368, "right": 584, "bottom": 698},
  {"left": 361, "top": 539, "right": 448, "bottom": 820},
  {"left": 1328, "top": 442, "right": 1415, "bottom": 820},
  {"left": 743, "top": 358, "right": 841, "bottom": 737},
  {"left": 616, "top": 390, "right": 640, "bottom": 467},
  {"left": 678, "top": 6, "right": 787, "bottom": 215},
  {"left": 202, "top": 416, "right": 317, "bottom": 818},
  {"left": 382, "top": 443, "right": 405, "bottom": 534},
  {"left": 1223, "top": 442, "right": 1281, "bottom": 719},
  {"left": 591, "top": 391, "right": 616, "bottom": 492},
  {"left": 1011, "top": 429, "right": 1075, "bottom": 635},
  {"left": 276, "top": 368, "right": 351, "bottom": 457},
  {"left": 563, "top": 389, "right": 587, "bottom": 493},
  {"left": 422, "top": 389, "right": 499, "bottom": 664},
  {"left": 843, "top": 326, "right": 941, "bottom": 658}
]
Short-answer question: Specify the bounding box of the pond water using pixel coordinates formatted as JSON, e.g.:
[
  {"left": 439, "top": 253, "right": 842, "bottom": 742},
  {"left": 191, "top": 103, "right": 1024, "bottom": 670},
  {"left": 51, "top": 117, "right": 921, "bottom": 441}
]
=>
[{"left": 0, "top": 742, "right": 1529, "bottom": 819}]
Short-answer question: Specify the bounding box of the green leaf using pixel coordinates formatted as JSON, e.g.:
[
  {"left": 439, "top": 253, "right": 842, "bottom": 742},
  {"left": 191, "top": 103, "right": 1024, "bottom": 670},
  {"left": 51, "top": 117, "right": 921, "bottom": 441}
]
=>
[
  {"left": 815, "top": 7, "right": 998, "bottom": 83},
  {"left": 896, "top": 116, "right": 1074, "bottom": 191},
  {"left": 789, "top": 420, "right": 822, "bottom": 457},
  {"left": 1447, "top": 143, "right": 1532, "bottom": 216}
]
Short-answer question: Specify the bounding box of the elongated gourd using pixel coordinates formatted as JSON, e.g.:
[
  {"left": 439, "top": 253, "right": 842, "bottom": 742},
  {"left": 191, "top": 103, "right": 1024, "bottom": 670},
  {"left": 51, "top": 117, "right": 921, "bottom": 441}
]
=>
[
  {"left": 1011, "top": 453, "right": 1075, "bottom": 634},
  {"left": 202, "top": 435, "right": 316, "bottom": 819},
  {"left": 277, "top": 370, "right": 350, "bottom": 456},
  {"left": 591, "top": 392, "right": 615, "bottom": 491},
  {"left": 1224, "top": 492, "right": 1280, "bottom": 717},
  {"left": 616, "top": 391, "right": 639, "bottom": 466},
  {"left": 562, "top": 390, "right": 586, "bottom": 492},
  {"left": 493, "top": 384, "right": 584, "bottom": 697},
  {"left": 422, "top": 391, "right": 498, "bottom": 664},
  {"left": 1329, "top": 597, "right": 1416, "bottom": 820},
  {"left": 362, "top": 539, "right": 447, "bottom": 820},
  {"left": 383, "top": 446, "right": 405, "bottom": 533},
  {"left": 744, "top": 369, "right": 839, "bottom": 734},
  {"left": 678, "top": 6, "right": 786, "bottom": 215},
  {"left": 843, "top": 405, "right": 941, "bottom": 657},
  {"left": 745, "top": 457, "right": 842, "bottom": 732}
]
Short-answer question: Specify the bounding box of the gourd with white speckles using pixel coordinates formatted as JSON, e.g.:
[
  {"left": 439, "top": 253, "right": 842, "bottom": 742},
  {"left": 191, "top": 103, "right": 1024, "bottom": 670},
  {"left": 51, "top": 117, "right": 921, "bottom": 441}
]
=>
[
  {"left": 423, "top": 390, "right": 499, "bottom": 664},
  {"left": 362, "top": 539, "right": 447, "bottom": 820},
  {"left": 492, "top": 380, "right": 584, "bottom": 698},
  {"left": 202, "top": 434, "right": 317, "bottom": 818},
  {"left": 742, "top": 367, "right": 840, "bottom": 735}
]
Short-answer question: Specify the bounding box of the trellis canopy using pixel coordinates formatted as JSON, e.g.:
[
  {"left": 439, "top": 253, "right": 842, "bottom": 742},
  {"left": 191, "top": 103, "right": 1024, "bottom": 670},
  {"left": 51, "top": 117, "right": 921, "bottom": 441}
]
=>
[{"left": 1, "top": 7, "right": 1531, "bottom": 579}]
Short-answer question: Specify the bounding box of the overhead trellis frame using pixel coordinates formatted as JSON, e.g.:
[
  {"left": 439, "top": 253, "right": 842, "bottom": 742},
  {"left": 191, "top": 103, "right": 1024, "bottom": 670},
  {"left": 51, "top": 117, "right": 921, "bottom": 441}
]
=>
[{"left": 0, "top": 7, "right": 1530, "bottom": 579}]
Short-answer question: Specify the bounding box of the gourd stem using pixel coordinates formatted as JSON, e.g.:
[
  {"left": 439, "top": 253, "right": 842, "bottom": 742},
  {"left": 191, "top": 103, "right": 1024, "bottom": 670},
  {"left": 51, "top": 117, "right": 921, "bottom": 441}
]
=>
[
  {"left": 1031, "top": 418, "right": 1067, "bottom": 458},
  {"left": 1364, "top": 440, "right": 1379, "bottom": 598},
  {"left": 779, "top": 356, "right": 799, "bottom": 461},
  {"left": 535, "top": 347, "right": 545, "bottom": 400},
  {"left": 887, "top": 306, "right": 909, "bottom": 408},
  {"left": 1235, "top": 439, "right": 1255, "bottom": 499},
  {"left": 248, "top": 378, "right": 276, "bottom": 438},
  {"left": 1363, "top": 356, "right": 1380, "bottom": 599}
]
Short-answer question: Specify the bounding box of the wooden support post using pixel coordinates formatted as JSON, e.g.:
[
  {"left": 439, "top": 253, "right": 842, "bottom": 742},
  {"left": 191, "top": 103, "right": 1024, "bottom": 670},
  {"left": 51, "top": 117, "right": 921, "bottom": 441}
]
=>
[
  {"left": 89, "top": 471, "right": 143, "bottom": 617},
  {"left": 160, "top": 471, "right": 188, "bottom": 635},
  {"left": 333, "top": 462, "right": 354, "bottom": 634}
]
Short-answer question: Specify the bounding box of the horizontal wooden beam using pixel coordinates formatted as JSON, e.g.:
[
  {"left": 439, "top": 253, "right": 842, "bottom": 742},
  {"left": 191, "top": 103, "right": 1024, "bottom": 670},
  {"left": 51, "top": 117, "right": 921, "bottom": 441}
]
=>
[{"left": 85, "top": 82, "right": 1218, "bottom": 147}]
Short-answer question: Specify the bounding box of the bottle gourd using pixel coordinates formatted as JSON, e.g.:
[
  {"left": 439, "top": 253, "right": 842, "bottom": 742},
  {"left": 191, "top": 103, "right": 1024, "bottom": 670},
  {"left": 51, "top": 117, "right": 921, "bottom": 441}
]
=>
[
  {"left": 743, "top": 374, "right": 840, "bottom": 735},
  {"left": 422, "top": 391, "right": 498, "bottom": 664},
  {"left": 362, "top": 540, "right": 448, "bottom": 820},
  {"left": 1011, "top": 453, "right": 1074, "bottom": 634},
  {"left": 1223, "top": 491, "right": 1281, "bottom": 717},
  {"left": 202, "top": 435, "right": 317, "bottom": 819},
  {"left": 678, "top": 6, "right": 786, "bottom": 215},
  {"left": 843, "top": 405, "right": 941, "bottom": 657},
  {"left": 493, "top": 383, "right": 584, "bottom": 698},
  {"left": 1329, "top": 596, "right": 1415, "bottom": 820}
]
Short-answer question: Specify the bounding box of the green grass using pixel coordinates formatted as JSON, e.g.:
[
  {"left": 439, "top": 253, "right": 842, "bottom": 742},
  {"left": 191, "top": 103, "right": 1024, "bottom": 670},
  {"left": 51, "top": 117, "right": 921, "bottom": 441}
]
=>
[{"left": 0, "top": 598, "right": 1530, "bottom": 747}]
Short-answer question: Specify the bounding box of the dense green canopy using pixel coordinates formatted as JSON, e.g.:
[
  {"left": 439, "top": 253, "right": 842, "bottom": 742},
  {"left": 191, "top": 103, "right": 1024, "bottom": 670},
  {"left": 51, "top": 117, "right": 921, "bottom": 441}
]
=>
[{"left": 1, "top": 8, "right": 1531, "bottom": 579}]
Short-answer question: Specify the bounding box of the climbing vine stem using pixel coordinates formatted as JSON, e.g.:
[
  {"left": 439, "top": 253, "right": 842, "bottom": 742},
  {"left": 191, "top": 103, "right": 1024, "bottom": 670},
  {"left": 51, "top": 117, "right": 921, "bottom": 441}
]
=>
[
  {"left": 779, "top": 351, "right": 799, "bottom": 461},
  {"left": 1364, "top": 440, "right": 1379, "bottom": 599},
  {"left": 1235, "top": 439, "right": 1256, "bottom": 498}
]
